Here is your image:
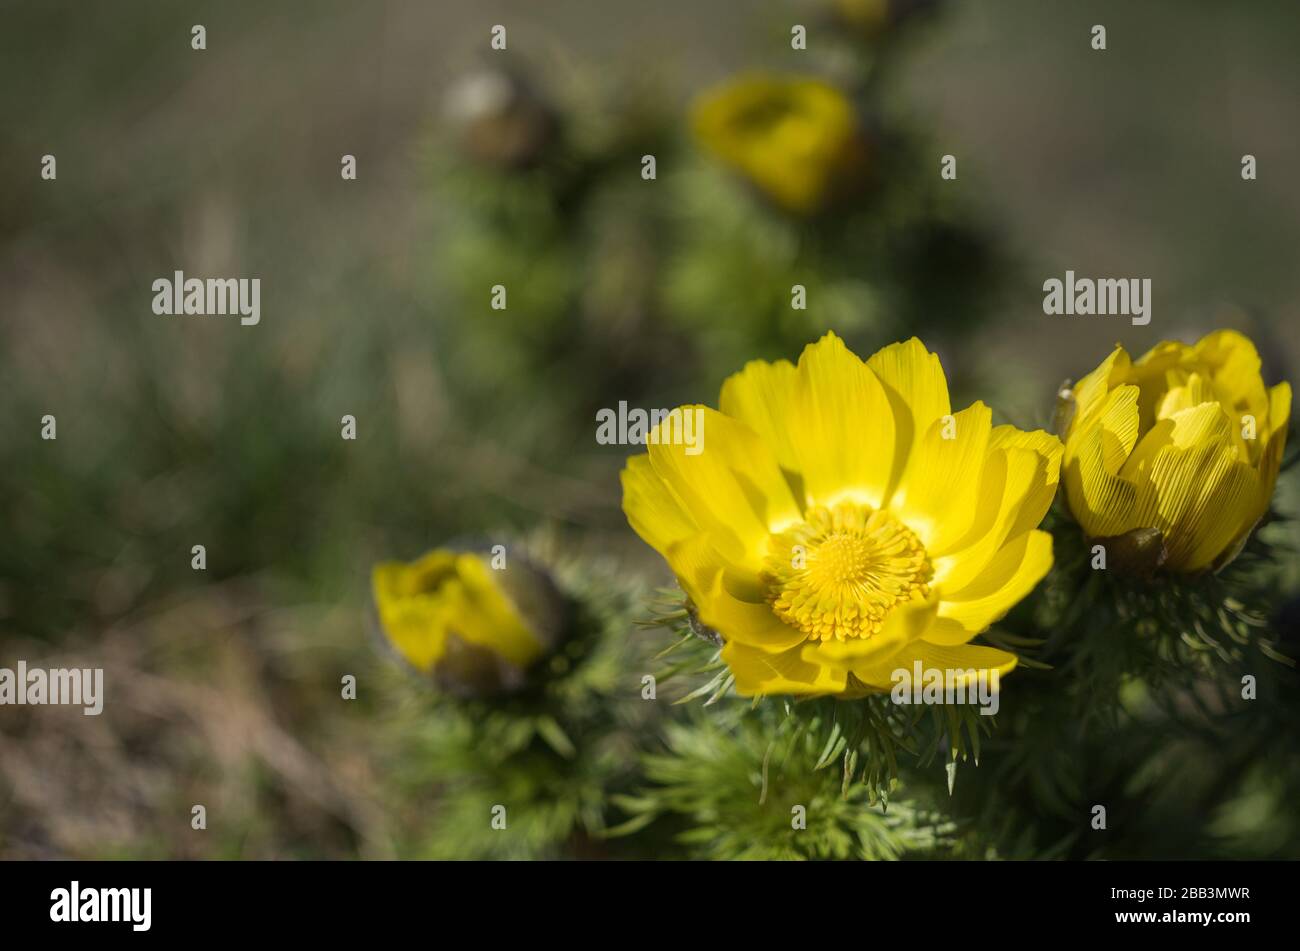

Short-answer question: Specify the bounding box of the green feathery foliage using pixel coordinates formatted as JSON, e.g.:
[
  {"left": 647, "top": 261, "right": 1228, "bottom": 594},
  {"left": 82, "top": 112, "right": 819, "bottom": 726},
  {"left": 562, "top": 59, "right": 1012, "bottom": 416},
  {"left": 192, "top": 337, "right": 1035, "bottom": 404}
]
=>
[{"left": 614, "top": 710, "right": 955, "bottom": 860}]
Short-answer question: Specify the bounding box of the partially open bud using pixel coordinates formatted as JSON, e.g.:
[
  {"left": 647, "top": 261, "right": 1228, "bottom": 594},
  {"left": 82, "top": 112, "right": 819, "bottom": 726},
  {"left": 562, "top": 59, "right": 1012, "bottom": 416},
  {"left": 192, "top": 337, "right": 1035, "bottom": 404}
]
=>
[
  {"left": 371, "top": 548, "right": 568, "bottom": 697},
  {"left": 1059, "top": 330, "right": 1291, "bottom": 574}
]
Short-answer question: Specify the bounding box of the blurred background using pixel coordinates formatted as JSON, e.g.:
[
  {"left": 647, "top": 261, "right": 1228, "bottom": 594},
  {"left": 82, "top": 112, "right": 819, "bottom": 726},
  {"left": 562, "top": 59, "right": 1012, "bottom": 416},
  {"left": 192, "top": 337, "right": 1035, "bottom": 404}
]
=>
[{"left": 2, "top": 0, "right": 1298, "bottom": 858}]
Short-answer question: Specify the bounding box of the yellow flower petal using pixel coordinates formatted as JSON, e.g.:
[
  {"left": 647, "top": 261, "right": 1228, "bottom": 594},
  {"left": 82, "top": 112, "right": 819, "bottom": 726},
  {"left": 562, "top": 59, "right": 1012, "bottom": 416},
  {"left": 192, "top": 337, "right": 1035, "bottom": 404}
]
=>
[
  {"left": 662, "top": 534, "right": 730, "bottom": 607},
  {"left": 646, "top": 405, "right": 801, "bottom": 571},
  {"left": 372, "top": 560, "right": 451, "bottom": 671},
  {"left": 1071, "top": 344, "right": 1129, "bottom": 425},
  {"left": 786, "top": 332, "right": 896, "bottom": 509},
  {"left": 865, "top": 337, "right": 952, "bottom": 504},
  {"left": 850, "top": 639, "right": 1019, "bottom": 692},
  {"left": 1129, "top": 438, "right": 1255, "bottom": 572},
  {"left": 1267, "top": 380, "right": 1292, "bottom": 437},
  {"left": 1194, "top": 329, "right": 1269, "bottom": 426},
  {"left": 932, "top": 445, "right": 1045, "bottom": 592},
  {"left": 1063, "top": 385, "right": 1141, "bottom": 538},
  {"left": 441, "top": 555, "right": 544, "bottom": 667},
  {"left": 696, "top": 569, "right": 807, "bottom": 653},
  {"left": 620, "top": 454, "right": 698, "bottom": 555},
  {"left": 931, "top": 529, "right": 1053, "bottom": 640},
  {"left": 719, "top": 357, "right": 802, "bottom": 476},
  {"left": 895, "top": 401, "right": 992, "bottom": 554},
  {"left": 1179, "top": 457, "right": 1260, "bottom": 572},
  {"left": 910, "top": 641, "right": 1019, "bottom": 685},
  {"left": 1253, "top": 381, "right": 1292, "bottom": 530},
  {"left": 721, "top": 640, "right": 849, "bottom": 696},
  {"left": 988, "top": 426, "right": 1063, "bottom": 538}
]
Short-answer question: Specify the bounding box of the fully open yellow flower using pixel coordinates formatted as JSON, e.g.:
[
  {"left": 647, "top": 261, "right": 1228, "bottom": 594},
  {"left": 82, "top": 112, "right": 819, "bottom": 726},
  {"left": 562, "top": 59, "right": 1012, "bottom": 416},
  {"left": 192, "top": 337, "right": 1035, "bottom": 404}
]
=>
[
  {"left": 1060, "top": 330, "right": 1291, "bottom": 573},
  {"left": 692, "top": 75, "right": 869, "bottom": 215},
  {"left": 372, "top": 550, "right": 548, "bottom": 692},
  {"left": 621, "top": 333, "right": 1062, "bottom": 697}
]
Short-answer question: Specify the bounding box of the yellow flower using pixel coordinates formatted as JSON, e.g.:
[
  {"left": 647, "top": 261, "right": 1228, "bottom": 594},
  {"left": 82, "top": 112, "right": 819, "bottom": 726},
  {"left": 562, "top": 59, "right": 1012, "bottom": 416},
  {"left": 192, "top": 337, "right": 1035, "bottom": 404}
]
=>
[
  {"left": 692, "top": 75, "right": 869, "bottom": 214},
  {"left": 372, "top": 549, "right": 553, "bottom": 693},
  {"left": 1060, "top": 330, "right": 1291, "bottom": 573},
  {"left": 621, "top": 333, "right": 1062, "bottom": 697}
]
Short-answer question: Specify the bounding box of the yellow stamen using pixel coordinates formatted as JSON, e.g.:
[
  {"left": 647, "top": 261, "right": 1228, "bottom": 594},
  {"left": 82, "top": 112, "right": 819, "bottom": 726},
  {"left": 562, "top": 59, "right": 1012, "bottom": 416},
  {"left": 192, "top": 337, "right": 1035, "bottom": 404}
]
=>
[{"left": 762, "top": 502, "right": 931, "bottom": 641}]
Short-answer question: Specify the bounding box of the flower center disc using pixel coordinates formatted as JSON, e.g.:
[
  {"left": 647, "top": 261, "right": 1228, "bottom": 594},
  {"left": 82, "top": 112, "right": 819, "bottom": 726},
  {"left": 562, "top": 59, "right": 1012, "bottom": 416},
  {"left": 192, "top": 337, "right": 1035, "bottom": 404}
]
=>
[{"left": 762, "top": 502, "right": 932, "bottom": 641}]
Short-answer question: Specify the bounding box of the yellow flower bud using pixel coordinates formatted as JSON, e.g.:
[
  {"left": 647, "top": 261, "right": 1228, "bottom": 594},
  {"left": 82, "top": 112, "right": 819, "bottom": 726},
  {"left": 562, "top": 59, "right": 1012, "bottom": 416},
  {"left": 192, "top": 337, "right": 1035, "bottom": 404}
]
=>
[
  {"left": 371, "top": 549, "right": 565, "bottom": 695},
  {"left": 691, "top": 75, "right": 870, "bottom": 215},
  {"left": 1060, "top": 330, "right": 1291, "bottom": 573}
]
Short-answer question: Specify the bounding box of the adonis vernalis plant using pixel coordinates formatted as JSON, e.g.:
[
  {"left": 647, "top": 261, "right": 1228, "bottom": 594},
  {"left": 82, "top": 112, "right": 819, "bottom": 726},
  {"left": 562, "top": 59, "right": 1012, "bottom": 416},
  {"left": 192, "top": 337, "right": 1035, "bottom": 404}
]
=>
[{"left": 621, "top": 332, "right": 1062, "bottom": 697}]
